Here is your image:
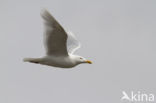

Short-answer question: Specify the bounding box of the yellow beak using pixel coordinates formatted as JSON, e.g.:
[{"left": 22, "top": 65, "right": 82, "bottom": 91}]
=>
[{"left": 86, "top": 60, "right": 92, "bottom": 64}]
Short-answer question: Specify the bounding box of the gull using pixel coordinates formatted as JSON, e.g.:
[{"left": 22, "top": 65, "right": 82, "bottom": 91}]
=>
[{"left": 23, "top": 9, "right": 92, "bottom": 68}]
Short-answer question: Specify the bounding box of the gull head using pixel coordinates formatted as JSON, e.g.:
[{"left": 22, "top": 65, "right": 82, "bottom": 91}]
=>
[{"left": 70, "top": 55, "right": 92, "bottom": 65}]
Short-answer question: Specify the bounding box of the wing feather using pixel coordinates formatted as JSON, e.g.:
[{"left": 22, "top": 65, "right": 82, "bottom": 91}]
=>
[
  {"left": 40, "top": 9, "right": 68, "bottom": 56},
  {"left": 67, "top": 31, "right": 81, "bottom": 54}
]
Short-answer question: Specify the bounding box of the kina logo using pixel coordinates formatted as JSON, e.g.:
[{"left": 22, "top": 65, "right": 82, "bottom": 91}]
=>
[{"left": 121, "top": 91, "right": 154, "bottom": 102}]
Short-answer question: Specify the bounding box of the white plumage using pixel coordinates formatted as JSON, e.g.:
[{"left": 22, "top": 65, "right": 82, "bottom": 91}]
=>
[{"left": 23, "top": 9, "right": 92, "bottom": 68}]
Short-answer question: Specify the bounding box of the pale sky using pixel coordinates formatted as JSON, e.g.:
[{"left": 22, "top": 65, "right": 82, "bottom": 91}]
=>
[{"left": 0, "top": 0, "right": 156, "bottom": 103}]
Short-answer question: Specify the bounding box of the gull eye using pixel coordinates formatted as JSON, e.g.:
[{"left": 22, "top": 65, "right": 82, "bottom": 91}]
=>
[{"left": 80, "top": 57, "right": 83, "bottom": 59}]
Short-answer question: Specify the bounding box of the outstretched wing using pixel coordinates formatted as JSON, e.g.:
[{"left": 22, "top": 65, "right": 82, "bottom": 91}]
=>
[
  {"left": 41, "top": 9, "right": 68, "bottom": 56},
  {"left": 67, "top": 31, "right": 81, "bottom": 54}
]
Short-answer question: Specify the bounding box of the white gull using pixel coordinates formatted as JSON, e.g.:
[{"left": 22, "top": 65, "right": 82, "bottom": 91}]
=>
[{"left": 23, "top": 9, "right": 92, "bottom": 68}]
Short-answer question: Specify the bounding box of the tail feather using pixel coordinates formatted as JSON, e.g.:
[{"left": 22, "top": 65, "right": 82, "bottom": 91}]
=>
[{"left": 23, "top": 58, "right": 41, "bottom": 64}]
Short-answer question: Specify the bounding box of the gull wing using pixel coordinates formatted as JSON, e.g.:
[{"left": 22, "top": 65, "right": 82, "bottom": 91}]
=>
[
  {"left": 67, "top": 31, "right": 81, "bottom": 54},
  {"left": 41, "top": 9, "right": 68, "bottom": 56}
]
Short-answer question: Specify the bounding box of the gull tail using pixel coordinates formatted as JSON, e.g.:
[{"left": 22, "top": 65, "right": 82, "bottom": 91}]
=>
[{"left": 23, "top": 58, "right": 42, "bottom": 64}]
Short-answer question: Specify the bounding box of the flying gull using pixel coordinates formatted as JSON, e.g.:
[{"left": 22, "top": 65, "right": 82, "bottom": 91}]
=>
[{"left": 23, "top": 9, "right": 92, "bottom": 68}]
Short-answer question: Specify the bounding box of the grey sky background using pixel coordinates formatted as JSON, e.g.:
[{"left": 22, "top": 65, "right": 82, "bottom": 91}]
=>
[{"left": 0, "top": 0, "right": 156, "bottom": 103}]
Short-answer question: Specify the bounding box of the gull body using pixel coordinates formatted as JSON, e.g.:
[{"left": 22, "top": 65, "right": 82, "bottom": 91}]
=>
[
  {"left": 24, "top": 9, "right": 92, "bottom": 68},
  {"left": 24, "top": 54, "right": 88, "bottom": 68}
]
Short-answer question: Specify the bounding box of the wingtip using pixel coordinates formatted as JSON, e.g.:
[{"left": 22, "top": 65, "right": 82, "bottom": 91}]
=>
[
  {"left": 40, "top": 8, "right": 49, "bottom": 17},
  {"left": 40, "top": 8, "right": 56, "bottom": 22},
  {"left": 40, "top": 8, "right": 47, "bottom": 14}
]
